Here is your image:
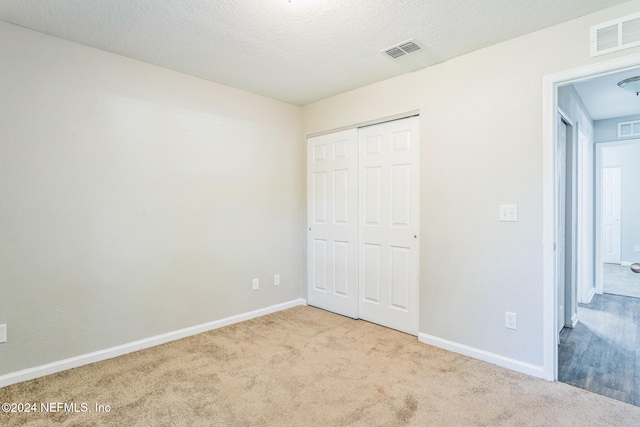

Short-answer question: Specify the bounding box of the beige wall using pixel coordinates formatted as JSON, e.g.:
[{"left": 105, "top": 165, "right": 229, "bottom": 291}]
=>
[
  {"left": 0, "top": 22, "right": 303, "bottom": 375},
  {"left": 302, "top": 1, "right": 640, "bottom": 367}
]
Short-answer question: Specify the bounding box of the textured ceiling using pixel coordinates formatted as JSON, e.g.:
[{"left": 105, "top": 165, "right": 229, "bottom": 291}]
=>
[{"left": 0, "top": 0, "right": 631, "bottom": 105}]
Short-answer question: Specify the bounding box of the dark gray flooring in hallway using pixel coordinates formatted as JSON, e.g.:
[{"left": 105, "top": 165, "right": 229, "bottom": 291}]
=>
[
  {"left": 559, "top": 293, "right": 640, "bottom": 406},
  {"left": 604, "top": 263, "right": 640, "bottom": 299}
]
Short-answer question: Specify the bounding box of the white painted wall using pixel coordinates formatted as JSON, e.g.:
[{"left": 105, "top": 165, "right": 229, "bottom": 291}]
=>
[
  {"left": 302, "top": 1, "right": 640, "bottom": 369},
  {"left": 0, "top": 21, "right": 303, "bottom": 376}
]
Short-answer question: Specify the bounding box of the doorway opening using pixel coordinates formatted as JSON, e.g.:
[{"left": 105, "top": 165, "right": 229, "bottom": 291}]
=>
[
  {"left": 543, "top": 53, "right": 640, "bottom": 405},
  {"left": 598, "top": 141, "right": 640, "bottom": 299}
]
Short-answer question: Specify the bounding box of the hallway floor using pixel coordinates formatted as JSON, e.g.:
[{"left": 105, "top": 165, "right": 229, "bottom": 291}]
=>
[
  {"left": 559, "top": 293, "right": 640, "bottom": 406},
  {"left": 604, "top": 263, "right": 640, "bottom": 299}
]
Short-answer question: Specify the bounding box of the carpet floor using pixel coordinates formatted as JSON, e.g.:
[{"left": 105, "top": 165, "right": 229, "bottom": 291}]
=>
[{"left": 1, "top": 305, "right": 639, "bottom": 426}]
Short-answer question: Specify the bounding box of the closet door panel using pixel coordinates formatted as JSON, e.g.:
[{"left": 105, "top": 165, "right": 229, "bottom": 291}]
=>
[
  {"left": 307, "top": 129, "right": 359, "bottom": 318},
  {"left": 358, "top": 117, "right": 419, "bottom": 335}
]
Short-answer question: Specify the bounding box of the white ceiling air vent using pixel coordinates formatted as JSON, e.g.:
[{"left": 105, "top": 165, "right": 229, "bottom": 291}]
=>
[
  {"left": 381, "top": 39, "right": 421, "bottom": 59},
  {"left": 591, "top": 12, "right": 640, "bottom": 57}
]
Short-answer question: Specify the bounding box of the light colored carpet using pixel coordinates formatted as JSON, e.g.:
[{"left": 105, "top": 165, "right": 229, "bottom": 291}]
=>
[{"left": 1, "top": 305, "right": 639, "bottom": 426}]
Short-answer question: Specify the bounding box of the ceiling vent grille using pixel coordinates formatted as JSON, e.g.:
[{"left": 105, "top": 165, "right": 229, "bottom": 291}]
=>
[
  {"left": 381, "top": 39, "right": 421, "bottom": 59},
  {"left": 591, "top": 12, "right": 640, "bottom": 57}
]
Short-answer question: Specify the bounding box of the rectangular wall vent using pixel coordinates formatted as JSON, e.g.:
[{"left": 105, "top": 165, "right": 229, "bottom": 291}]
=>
[
  {"left": 380, "top": 39, "right": 421, "bottom": 59},
  {"left": 591, "top": 12, "right": 640, "bottom": 57},
  {"left": 618, "top": 120, "right": 640, "bottom": 138}
]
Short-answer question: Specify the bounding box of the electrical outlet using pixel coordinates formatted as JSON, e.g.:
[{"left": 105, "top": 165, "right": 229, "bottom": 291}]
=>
[
  {"left": 635, "top": 245, "right": 640, "bottom": 253},
  {"left": 274, "top": 274, "right": 280, "bottom": 286},
  {"left": 252, "top": 278, "right": 259, "bottom": 291},
  {"left": 499, "top": 205, "right": 518, "bottom": 222},
  {"left": 505, "top": 312, "right": 517, "bottom": 330},
  {"left": 0, "top": 324, "right": 6, "bottom": 344}
]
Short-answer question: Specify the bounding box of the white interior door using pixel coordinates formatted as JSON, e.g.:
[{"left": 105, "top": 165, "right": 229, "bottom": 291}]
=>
[
  {"left": 556, "top": 115, "right": 567, "bottom": 334},
  {"left": 358, "top": 117, "right": 419, "bottom": 335},
  {"left": 602, "top": 166, "right": 621, "bottom": 264},
  {"left": 307, "top": 129, "right": 359, "bottom": 318}
]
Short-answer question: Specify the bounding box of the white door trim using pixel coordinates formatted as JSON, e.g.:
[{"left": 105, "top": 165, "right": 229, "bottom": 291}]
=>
[
  {"left": 542, "top": 53, "right": 640, "bottom": 381},
  {"left": 556, "top": 113, "right": 568, "bottom": 334}
]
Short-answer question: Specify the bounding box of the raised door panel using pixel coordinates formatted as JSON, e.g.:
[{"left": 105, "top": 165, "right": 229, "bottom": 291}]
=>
[
  {"left": 364, "top": 167, "right": 382, "bottom": 226},
  {"left": 333, "top": 169, "right": 349, "bottom": 224},
  {"left": 363, "top": 243, "right": 382, "bottom": 303},
  {"left": 333, "top": 241, "right": 350, "bottom": 296},
  {"left": 390, "top": 246, "right": 411, "bottom": 311},
  {"left": 312, "top": 172, "right": 327, "bottom": 224},
  {"left": 391, "top": 164, "right": 411, "bottom": 228},
  {"left": 312, "top": 239, "right": 327, "bottom": 292}
]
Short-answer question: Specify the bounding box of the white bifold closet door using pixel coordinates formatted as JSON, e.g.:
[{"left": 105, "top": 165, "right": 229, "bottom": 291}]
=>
[{"left": 307, "top": 117, "right": 419, "bottom": 335}]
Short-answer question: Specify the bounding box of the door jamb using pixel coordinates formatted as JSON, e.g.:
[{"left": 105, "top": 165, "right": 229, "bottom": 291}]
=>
[{"left": 557, "top": 110, "right": 578, "bottom": 330}]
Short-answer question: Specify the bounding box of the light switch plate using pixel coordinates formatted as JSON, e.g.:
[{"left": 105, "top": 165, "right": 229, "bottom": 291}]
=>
[{"left": 499, "top": 205, "right": 518, "bottom": 222}]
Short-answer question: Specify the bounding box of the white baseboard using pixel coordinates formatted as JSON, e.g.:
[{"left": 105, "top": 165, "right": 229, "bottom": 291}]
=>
[
  {"left": 622, "top": 261, "right": 632, "bottom": 267},
  {"left": 570, "top": 313, "right": 578, "bottom": 328},
  {"left": 0, "top": 298, "right": 307, "bottom": 389},
  {"left": 418, "top": 333, "right": 545, "bottom": 379}
]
